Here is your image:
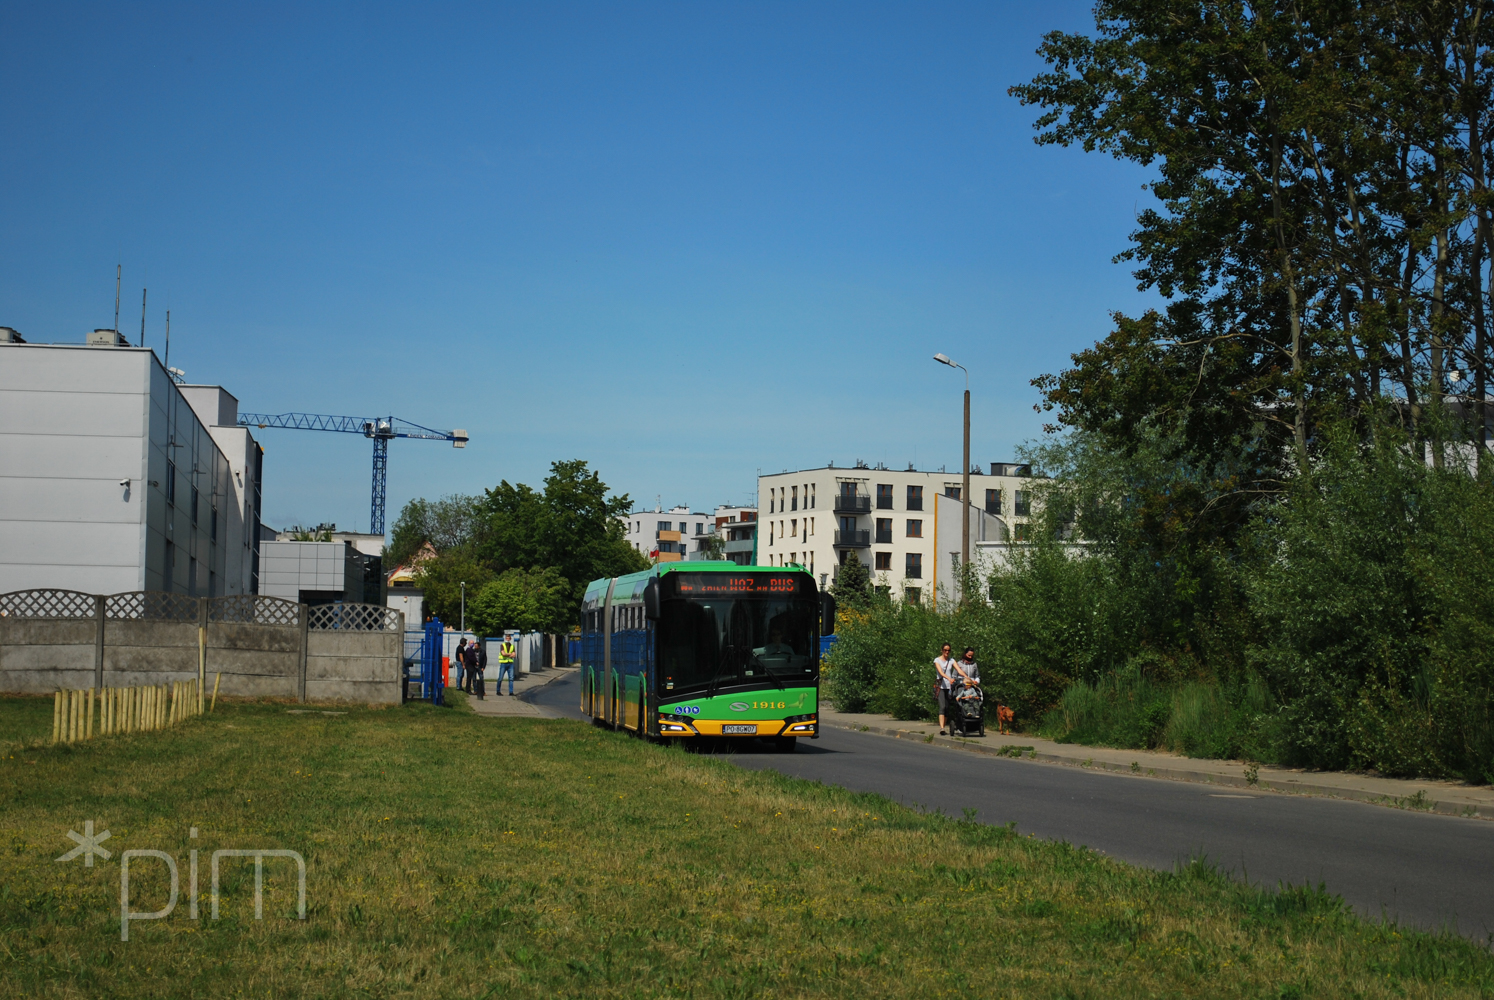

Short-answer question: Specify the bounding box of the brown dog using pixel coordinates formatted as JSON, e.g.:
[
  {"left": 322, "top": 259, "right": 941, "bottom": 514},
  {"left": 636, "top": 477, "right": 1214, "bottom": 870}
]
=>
[{"left": 996, "top": 704, "right": 1015, "bottom": 735}]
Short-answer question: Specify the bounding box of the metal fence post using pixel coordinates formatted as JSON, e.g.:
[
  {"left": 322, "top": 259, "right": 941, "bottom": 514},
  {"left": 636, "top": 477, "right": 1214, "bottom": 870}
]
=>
[
  {"left": 297, "top": 603, "right": 310, "bottom": 703},
  {"left": 198, "top": 597, "right": 208, "bottom": 713},
  {"left": 93, "top": 595, "right": 105, "bottom": 689}
]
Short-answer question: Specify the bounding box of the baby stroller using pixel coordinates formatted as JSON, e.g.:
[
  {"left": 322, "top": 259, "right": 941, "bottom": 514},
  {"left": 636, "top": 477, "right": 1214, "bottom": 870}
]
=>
[{"left": 948, "top": 678, "right": 985, "bottom": 737}]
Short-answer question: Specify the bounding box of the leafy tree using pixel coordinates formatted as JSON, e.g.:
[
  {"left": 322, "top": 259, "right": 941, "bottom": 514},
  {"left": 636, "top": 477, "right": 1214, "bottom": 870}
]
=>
[
  {"left": 413, "top": 550, "right": 493, "bottom": 628},
  {"left": 830, "top": 551, "right": 873, "bottom": 610},
  {"left": 468, "top": 567, "right": 572, "bottom": 635},
  {"left": 389, "top": 459, "right": 646, "bottom": 630}
]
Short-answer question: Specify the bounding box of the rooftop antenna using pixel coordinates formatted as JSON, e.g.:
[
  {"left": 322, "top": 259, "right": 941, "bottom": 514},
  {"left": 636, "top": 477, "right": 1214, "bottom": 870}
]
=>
[
  {"left": 113, "top": 265, "right": 121, "bottom": 336},
  {"left": 139, "top": 287, "right": 147, "bottom": 347}
]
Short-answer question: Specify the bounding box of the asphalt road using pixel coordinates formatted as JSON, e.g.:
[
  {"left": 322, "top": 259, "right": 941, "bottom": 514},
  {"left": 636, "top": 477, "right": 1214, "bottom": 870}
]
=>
[{"left": 528, "top": 671, "right": 1494, "bottom": 939}]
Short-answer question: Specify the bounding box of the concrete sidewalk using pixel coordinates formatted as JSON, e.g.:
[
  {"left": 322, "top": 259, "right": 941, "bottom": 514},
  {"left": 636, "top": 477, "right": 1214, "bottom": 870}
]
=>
[
  {"left": 463, "top": 666, "right": 574, "bottom": 718},
  {"left": 821, "top": 706, "right": 1494, "bottom": 820}
]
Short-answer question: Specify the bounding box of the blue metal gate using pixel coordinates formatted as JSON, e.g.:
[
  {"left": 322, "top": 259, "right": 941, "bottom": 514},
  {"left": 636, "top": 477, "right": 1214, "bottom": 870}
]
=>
[{"left": 403, "top": 616, "right": 446, "bottom": 705}]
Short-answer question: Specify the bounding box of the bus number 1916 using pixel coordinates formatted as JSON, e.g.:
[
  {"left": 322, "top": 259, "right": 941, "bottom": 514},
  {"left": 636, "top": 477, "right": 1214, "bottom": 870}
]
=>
[{"left": 753, "top": 701, "right": 787, "bottom": 710}]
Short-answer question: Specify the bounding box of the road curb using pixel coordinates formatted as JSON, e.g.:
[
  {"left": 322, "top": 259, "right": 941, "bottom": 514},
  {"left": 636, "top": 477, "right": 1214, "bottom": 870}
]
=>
[{"left": 835, "top": 721, "right": 1494, "bottom": 821}]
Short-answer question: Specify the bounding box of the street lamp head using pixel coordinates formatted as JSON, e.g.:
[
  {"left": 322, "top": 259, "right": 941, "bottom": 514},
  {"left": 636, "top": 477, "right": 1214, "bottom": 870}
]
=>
[{"left": 933, "top": 353, "right": 954, "bottom": 367}]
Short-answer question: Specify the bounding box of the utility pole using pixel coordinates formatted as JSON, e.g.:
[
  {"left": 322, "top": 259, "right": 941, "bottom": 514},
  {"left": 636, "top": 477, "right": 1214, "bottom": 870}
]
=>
[
  {"left": 934, "top": 353, "right": 971, "bottom": 603},
  {"left": 139, "top": 288, "right": 147, "bottom": 347}
]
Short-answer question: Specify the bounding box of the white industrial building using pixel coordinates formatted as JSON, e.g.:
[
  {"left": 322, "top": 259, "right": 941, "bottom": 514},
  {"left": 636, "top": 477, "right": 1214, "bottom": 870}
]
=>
[
  {"left": 0, "top": 332, "right": 263, "bottom": 596},
  {"left": 756, "top": 463, "right": 1036, "bottom": 605}
]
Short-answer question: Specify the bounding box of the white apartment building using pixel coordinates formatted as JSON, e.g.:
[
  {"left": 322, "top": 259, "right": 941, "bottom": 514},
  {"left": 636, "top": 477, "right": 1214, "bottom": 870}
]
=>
[
  {"left": 756, "top": 463, "right": 1037, "bottom": 605},
  {"left": 714, "top": 505, "right": 758, "bottom": 565},
  {"left": 0, "top": 334, "right": 263, "bottom": 596},
  {"left": 619, "top": 505, "right": 715, "bottom": 562}
]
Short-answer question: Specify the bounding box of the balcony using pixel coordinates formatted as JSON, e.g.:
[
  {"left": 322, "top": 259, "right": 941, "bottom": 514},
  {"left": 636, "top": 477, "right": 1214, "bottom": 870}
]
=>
[
  {"left": 723, "top": 538, "right": 755, "bottom": 555},
  {"left": 833, "top": 494, "right": 871, "bottom": 514},
  {"left": 833, "top": 530, "right": 871, "bottom": 548}
]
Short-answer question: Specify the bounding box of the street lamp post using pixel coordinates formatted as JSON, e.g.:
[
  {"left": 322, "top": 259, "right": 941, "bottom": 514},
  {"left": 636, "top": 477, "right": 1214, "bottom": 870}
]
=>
[
  {"left": 460, "top": 581, "right": 466, "bottom": 633},
  {"left": 933, "top": 353, "right": 970, "bottom": 603}
]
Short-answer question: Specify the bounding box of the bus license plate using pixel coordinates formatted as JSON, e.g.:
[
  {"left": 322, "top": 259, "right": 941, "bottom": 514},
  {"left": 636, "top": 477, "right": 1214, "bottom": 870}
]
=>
[{"left": 722, "top": 724, "right": 757, "bottom": 735}]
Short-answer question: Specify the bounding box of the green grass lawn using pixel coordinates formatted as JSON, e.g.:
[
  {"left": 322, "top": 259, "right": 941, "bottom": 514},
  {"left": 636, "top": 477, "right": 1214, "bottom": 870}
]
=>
[{"left": 2, "top": 691, "right": 1491, "bottom": 999}]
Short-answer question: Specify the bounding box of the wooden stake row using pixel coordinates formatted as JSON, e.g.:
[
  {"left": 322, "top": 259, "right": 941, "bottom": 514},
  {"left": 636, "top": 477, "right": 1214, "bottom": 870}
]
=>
[{"left": 51, "top": 673, "right": 221, "bottom": 745}]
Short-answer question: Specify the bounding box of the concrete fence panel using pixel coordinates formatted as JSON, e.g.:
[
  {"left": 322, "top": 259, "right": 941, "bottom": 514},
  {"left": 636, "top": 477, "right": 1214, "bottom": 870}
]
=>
[
  {"left": 0, "top": 590, "right": 98, "bottom": 693},
  {"left": 0, "top": 591, "right": 401, "bottom": 705}
]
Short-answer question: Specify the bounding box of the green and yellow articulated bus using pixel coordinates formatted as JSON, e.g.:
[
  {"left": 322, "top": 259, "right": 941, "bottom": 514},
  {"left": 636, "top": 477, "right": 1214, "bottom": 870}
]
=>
[{"left": 580, "top": 563, "right": 835, "bottom": 751}]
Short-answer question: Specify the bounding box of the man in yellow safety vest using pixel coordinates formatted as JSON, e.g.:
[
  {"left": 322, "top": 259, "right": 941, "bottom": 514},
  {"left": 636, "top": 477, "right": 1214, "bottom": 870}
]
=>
[{"left": 496, "top": 635, "right": 517, "bottom": 696}]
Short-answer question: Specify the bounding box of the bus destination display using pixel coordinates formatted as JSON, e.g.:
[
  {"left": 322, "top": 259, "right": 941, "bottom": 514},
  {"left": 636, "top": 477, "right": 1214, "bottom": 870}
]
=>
[{"left": 675, "top": 574, "right": 807, "bottom": 597}]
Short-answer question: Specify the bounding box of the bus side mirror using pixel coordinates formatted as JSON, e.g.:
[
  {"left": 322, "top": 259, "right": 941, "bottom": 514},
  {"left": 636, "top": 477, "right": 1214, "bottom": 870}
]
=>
[
  {"left": 820, "top": 593, "right": 837, "bottom": 635},
  {"left": 643, "top": 579, "right": 660, "bottom": 621}
]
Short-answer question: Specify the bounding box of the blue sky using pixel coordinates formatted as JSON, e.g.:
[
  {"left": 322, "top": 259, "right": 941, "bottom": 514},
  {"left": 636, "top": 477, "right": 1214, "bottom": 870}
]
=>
[{"left": 1, "top": 2, "right": 1160, "bottom": 531}]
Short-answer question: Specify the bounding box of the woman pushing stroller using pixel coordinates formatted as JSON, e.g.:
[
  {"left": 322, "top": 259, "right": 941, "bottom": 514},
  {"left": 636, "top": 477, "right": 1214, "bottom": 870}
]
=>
[{"left": 934, "top": 644, "right": 984, "bottom": 736}]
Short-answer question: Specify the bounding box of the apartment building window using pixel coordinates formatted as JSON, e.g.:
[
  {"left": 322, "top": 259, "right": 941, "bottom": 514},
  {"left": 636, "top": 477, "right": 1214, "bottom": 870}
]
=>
[
  {"left": 945, "top": 485, "right": 961, "bottom": 500},
  {"left": 906, "top": 519, "right": 923, "bottom": 538},
  {"left": 1013, "top": 522, "right": 1033, "bottom": 542},
  {"left": 791, "top": 485, "right": 798, "bottom": 511},
  {"left": 809, "top": 517, "right": 814, "bottom": 536},
  {"left": 695, "top": 522, "right": 703, "bottom": 534},
  {"left": 1014, "top": 490, "right": 1031, "bottom": 517},
  {"left": 769, "top": 495, "right": 774, "bottom": 513},
  {"left": 166, "top": 461, "right": 176, "bottom": 506},
  {"left": 875, "top": 518, "right": 892, "bottom": 544},
  {"left": 211, "top": 505, "right": 218, "bottom": 542},
  {"left": 905, "top": 587, "right": 922, "bottom": 604},
  {"left": 188, "top": 556, "right": 198, "bottom": 596},
  {"left": 191, "top": 485, "right": 200, "bottom": 524},
  {"left": 876, "top": 484, "right": 893, "bottom": 509},
  {"left": 658, "top": 520, "right": 671, "bottom": 532},
  {"left": 809, "top": 483, "right": 816, "bottom": 508},
  {"left": 906, "top": 552, "right": 922, "bottom": 578},
  {"left": 791, "top": 519, "right": 797, "bottom": 538},
  {"left": 875, "top": 552, "right": 892, "bottom": 571},
  {"left": 907, "top": 485, "right": 923, "bottom": 510}
]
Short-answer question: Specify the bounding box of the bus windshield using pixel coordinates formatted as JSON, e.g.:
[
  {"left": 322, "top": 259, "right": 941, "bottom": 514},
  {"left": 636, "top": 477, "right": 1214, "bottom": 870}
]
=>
[{"left": 657, "top": 596, "right": 817, "bottom": 696}]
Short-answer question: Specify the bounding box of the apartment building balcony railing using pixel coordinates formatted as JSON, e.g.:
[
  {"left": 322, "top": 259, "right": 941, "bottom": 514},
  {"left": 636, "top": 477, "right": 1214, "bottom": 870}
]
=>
[
  {"left": 833, "top": 530, "right": 871, "bottom": 548},
  {"left": 833, "top": 495, "right": 871, "bottom": 514},
  {"left": 723, "top": 538, "right": 755, "bottom": 554},
  {"left": 874, "top": 529, "right": 893, "bottom": 544}
]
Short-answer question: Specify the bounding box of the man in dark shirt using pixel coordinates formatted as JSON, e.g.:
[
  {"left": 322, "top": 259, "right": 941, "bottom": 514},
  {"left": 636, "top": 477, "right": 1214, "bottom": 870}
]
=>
[{"left": 472, "top": 640, "right": 488, "bottom": 700}]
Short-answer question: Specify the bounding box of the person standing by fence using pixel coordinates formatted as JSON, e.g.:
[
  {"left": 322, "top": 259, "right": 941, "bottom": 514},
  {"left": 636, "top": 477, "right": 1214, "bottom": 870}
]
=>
[
  {"left": 472, "top": 639, "right": 488, "bottom": 700},
  {"left": 453, "top": 636, "right": 468, "bottom": 690},
  {"left": 496, "top": 635, "right": 517, "bottom": 696}
]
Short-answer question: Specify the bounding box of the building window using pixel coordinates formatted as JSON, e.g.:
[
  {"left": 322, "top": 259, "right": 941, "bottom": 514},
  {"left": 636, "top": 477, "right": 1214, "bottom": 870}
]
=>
[
  {"left": 875, "top": 518, "right": 892, "bottom": 544},
  {"left": 166, "top": 461, "right": 176, "bottom": 506},
  {"left": 164, "top": 540, "right": 175, "bottom": 591},
  {"left": 945, "top": 485, "right": 961, "bottom": 500},
  {"left": 1013, "top": 522, "right": 1033, "bottom": 542},
  {"left": 906, "top": 552, "right": 922, "bottom": 578},
  {"left": 1015, "top": 490, "right": 1031, "bottom": 517},
  {"left": 791, "top": 485, "right": 798, "bottom": 511},
  {"left": 188, "top": 556, "right": 198, "bottom": 596},
  {"left": 658, "top": 520, "right": 671, "bottom": 532},
  {"left": 905, "top": 587, "right": 921, "bottom": 604},
  {"left": 876, "top": 484, "right": 893, "bottom": 509},
  {"left": 191, "top": 485, "right": 200, "bottom": 524},
  {"left": 875, "top": 552, "right": 892, "bottom": 571},
  {"left": 695, "top": 522, "right": 703, "bottom": 534},
  {"left": 986, "top": 489, "right": 1002, "bottom": 515},
  {"left": 906, "top": 519, "right": 923, "bottom": 538},
  {"left": 907, "top": 485, "right": 923, "bottom": 510},
  {"left": 211, "top": 505, "right": 218, "bottom": 542},
  {"left": 809, "top": 483, "right": 816, "bottom": 508},
  {"left": 809, "top": 517, "right": 814, "bottom": 535}
]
